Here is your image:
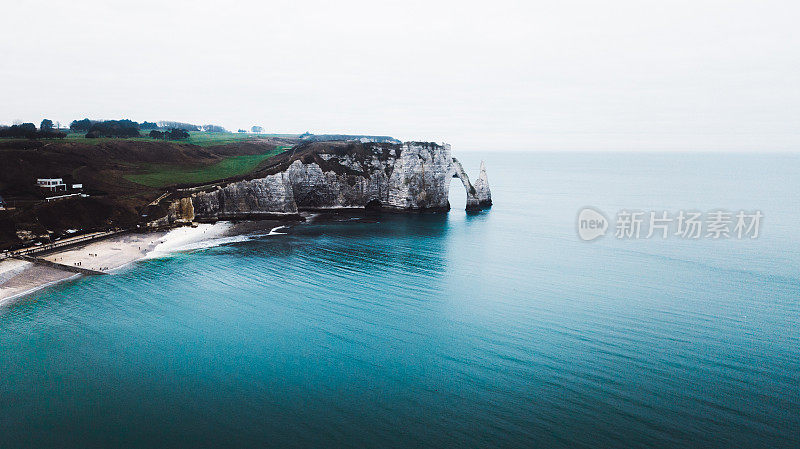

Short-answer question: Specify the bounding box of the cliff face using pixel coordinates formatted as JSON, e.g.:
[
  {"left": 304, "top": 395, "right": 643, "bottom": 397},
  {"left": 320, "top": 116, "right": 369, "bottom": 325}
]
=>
[
  {"left": 386, "top": 142, "right": 454, "bottom": 210},
  {"left": 150, "top": 141, "right": 490, "bottom": 225},
  {"left": 192, "top": 173, "right": 297, "bottom": 219}
]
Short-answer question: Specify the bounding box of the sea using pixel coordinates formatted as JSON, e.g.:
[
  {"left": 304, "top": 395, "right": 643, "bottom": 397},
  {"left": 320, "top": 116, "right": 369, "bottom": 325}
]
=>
[{"left": 1, "top": 152, "right": 798, "bottom": 448}]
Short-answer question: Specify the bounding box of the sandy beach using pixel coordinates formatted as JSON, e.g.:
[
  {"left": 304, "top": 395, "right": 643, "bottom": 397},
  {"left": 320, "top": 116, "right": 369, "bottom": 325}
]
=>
[{"left": 0, "top": 223, "right": 231, "bottom": 306}]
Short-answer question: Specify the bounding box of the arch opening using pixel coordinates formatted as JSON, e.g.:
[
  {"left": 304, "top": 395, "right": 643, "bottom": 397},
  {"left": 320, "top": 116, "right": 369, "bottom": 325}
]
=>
[{"left": 448, "top": 177, "right": 467, "bottom": 211}]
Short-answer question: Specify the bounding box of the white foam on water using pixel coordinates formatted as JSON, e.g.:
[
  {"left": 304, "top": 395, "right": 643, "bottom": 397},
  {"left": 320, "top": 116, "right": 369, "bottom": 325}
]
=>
[
  {"left": 145, "top": 221, "right": 291, "bottom": 258},
  {"left": 146, "top": 222, "right": 234, "bottom": 258},
  {"left": 268, "top": 226, "right": 289, "bottom": 236}
]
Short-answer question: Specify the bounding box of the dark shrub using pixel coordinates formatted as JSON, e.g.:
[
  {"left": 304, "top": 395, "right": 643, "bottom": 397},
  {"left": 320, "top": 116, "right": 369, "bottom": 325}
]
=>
[
  {"left": 70, "top": 118, "right": 95, "bottom": 132},
  {"left": 165, "top": 128, "right": 189, "bottom": 140},
  {"left": 85, "top": 120, "right": 140, "bottom": 138}
]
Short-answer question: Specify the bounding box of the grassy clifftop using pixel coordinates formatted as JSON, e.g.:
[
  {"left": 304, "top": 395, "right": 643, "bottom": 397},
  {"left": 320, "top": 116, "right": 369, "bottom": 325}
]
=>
[
  {"left": 124, "top": 149, "right": 287, "bottom": 188},
  {"left": 0, "top": 135, "right": 298, "bottom": 249}
]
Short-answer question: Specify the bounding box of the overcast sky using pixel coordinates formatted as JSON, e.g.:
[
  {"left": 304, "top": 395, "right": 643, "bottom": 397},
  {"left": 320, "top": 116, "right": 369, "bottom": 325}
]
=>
[{"left": 2, "top": 0, "right": 798, "bottom": 151}]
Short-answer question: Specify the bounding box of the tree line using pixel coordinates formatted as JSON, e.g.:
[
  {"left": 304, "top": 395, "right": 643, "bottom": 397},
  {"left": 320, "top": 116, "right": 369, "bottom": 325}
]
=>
[
  {"left": 2, "top": 117, "right": 264, "bottom": 140},
  {"left": 0, "top": 119, "right": 66, "bottom": 139},
  {"left": 71, "top": 119, "right": 197, "bottom": 139}
]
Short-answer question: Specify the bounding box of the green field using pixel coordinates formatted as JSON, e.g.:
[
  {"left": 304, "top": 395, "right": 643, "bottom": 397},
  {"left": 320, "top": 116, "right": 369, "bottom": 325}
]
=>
[{"left": 124, "top": 149, "right": 285, "bottom": 188}]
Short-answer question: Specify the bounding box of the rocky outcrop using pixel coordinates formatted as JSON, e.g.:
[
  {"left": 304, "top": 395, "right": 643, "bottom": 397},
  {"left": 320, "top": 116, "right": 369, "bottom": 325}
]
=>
[
  {"left": 473, "top": 161, "right": 492, "bottom": 208},
  {"left": 150, "top": 141, "right": 491, "bottom": 225},
  {"left": 148, "top": 196, "right": 195, "bottom": 227}
]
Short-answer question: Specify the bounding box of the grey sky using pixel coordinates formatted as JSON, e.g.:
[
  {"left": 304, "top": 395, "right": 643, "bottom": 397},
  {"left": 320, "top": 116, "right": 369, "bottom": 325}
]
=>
[{"left": 2, "top": 0, "right": 798, "bottom": 151}]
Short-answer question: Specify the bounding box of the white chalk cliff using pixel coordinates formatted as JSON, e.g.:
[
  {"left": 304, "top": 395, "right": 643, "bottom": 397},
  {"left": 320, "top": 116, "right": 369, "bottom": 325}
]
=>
[{"left": 150, "top": 141, "right": 491, "bottom": 226}]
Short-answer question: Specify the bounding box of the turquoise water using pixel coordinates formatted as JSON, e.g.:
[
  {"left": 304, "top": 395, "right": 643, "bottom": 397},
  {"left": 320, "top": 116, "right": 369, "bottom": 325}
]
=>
[{"left": 1, "top": 153, "right": 798, "bottom": 448}]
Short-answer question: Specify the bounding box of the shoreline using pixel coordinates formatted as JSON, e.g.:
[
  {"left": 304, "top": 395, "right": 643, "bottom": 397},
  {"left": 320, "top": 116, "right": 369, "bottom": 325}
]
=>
[
  {"left": 0, "top": 222, "right": 232, "bottom": 306},
  {"left": 0, "top": 270, "right": 82, "bottom": 306},
  {"left": 0, "top": 212, "right": 369, "bottom": 307}
]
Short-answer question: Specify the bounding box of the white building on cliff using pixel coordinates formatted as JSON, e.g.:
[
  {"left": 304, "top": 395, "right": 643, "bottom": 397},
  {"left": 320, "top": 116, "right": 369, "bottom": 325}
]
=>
[{"left": 37, "top": 178, "right": 67, "bottom": 192}]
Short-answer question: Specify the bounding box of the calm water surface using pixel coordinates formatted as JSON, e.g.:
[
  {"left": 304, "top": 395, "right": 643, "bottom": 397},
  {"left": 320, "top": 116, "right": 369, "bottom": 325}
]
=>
[{"left": 1, "top": 153, "right": 798, "bottom": 448}]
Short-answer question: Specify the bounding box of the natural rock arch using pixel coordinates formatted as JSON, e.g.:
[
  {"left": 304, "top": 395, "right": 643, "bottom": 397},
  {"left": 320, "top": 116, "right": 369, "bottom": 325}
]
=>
[{"left": 451, "top": 158, "right": 492, "bottom": 211}]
